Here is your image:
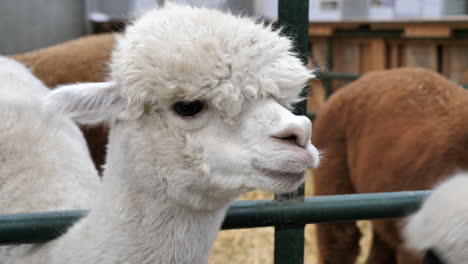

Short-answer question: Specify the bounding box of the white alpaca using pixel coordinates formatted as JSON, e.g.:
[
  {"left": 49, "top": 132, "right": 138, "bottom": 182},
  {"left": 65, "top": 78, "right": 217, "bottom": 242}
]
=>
[
  {"left": 0, "top": 56, "right": 99, "bottom": 262},
  {"left": 1, "top": 4, "right": 319, "bottom": 264},
  {"left": 0, "top": 56, "right": 99, "bottom": 213},
  {"left": 404, "top": 172, "right": 468, "bottom": 264}
]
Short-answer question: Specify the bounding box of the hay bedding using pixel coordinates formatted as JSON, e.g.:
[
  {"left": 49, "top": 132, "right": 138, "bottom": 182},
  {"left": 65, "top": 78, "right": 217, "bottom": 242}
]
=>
[{"left": 208, "top": 171, "right": 372, "bottom": 264}]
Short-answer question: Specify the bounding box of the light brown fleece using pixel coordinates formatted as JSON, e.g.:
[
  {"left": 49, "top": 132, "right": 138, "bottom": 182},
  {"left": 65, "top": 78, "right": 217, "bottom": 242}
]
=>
[{"left": 313, "top": 68, "right": 468, "bottom": 264}]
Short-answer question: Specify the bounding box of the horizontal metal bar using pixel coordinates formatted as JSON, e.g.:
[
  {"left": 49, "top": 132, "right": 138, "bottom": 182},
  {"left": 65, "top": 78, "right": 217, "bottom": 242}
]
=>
[
  {"left": 0, "top": 210, "right": 87, "bottom": 245},
  {"left": 0, "top": 191, "right": 429, "bottom": 245},
  {"left": 451, "top": 30, "right": 468, "bottom": 39},
  {"left": 223, "top": 191, "right": 429, "bottom": 228},
  {"left": 315, "top": 71, "right": 361, "bottom": 81}
]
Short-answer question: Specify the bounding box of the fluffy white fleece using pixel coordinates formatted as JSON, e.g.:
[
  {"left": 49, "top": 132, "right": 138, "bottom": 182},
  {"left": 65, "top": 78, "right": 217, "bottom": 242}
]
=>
[
  {"left": 0, "top": 56, "right": 99, "bottom": 263},
  {"left": 404, "top": 172, "right": 468, "bottom": 264},
  {"left": 111, "top": 4, "right": 313, "bottom": 121}
]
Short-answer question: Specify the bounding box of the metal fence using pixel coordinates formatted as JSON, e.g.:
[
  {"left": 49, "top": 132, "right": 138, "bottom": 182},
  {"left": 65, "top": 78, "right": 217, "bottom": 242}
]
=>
[
  {"left": 0, "top": 1, "right": 434, "bottom": 263},
  {"left": 0, "top": 192, "right": 429, "bottom": 264}
]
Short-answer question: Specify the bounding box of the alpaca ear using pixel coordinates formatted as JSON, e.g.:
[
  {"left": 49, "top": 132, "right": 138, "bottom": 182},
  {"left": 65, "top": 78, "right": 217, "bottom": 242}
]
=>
[{"left": 42, "top": 82, "right": 123, "bottom": 125}]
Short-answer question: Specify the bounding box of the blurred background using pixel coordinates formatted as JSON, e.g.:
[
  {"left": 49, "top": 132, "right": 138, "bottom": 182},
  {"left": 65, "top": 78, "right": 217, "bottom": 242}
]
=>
[
  {"left": 1, "top": 1, "right": 468, "bottom": 263},
  {"left": 3, "top": 0, "right": 468, "bottom": 104},
  {"left": 2, "top": 0, "right": 467, "bottom": 54}
]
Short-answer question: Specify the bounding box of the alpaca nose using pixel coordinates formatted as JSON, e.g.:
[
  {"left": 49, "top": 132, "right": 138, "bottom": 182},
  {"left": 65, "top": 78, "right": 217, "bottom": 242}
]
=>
[{"left": 272, "top": 116, "right": 312, "bottom": 148}]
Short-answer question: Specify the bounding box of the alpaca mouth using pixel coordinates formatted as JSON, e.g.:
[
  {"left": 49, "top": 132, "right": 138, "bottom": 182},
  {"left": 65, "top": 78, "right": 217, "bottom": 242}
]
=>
[
  {"left": 252, "top": 163, "right": 305, "bottom": 180},
  {"left": 267, "top": 171, "right": 305, "bottom": 182},
  {"left": 263, "top": 169, "right": 305, "bottom": 180}
]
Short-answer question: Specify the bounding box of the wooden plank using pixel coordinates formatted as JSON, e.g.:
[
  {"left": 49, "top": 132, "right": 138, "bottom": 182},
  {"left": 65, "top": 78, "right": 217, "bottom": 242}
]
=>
[
  {"left": 398, "top": 44, "right": 406, "bottom": 68},
  {"left": 331, "top": 39, "right": 361, "bottom": 90},
  {"left": 307, "top": 20, "right": 468, "bottom": 87},
  {"left": 310, "top": 17, "right": 468, "bottom": 31},
  {"left": 443, "top": 45, "right": 452, "bottom": 79},
  {"left": 390, "top": 39, "right": 468, "bottom": 45},
  {"left": 442, "top": 45, "right": 468, "bottom": 83},
  {"left": 360, "top": 43, "right": 372, "bottom": 73},
  {"left": 331, "top": 39, "right": 341, "bottom": 91},
  {"left": 309, "top": 38, "right": 328, "bottom": 68},
  {"left": 389, "top": 43, "right": 399, "bottom": 68},
  {"left": 309, "top": 25, "right": 333, "bottom": 36},
  {"left": 371, "top": 23, "right": 409, "bottom": 30},
  {"left": 308, "top": 38, "right": 327, "bottom": 112},
  {"left": 308, "top": 22, "right": 361, "bottom": 32},
  {"left": 335, "top": 40, "right": 361, "bottom": 74},
  {"left": 370, "top": 39, "right": 386, "bottom": 71},
  {"left": 404, "top": 25, "right": 451, "bottom": 38},
  {"left": 356, "top": 39, "right": 385, "bottom": 73},
  {"left": 403, "top": 42, "right": 438, "bottom": 71},
  {"left": 307, "top": 80, "right": 325, "bottom": 112},
  {"left": 371, "top": 22, "right": 465, "bottom": 30}
]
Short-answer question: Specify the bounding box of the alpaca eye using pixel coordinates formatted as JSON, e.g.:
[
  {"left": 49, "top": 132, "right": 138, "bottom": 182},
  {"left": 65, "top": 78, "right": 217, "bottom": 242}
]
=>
[{"left": 173, "top": 100, "right": 204, "bottom": 117}]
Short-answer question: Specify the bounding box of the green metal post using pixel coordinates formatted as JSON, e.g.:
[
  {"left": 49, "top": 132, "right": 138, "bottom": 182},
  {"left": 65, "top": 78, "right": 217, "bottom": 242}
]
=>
[
  {"left": 278, "top": 0, "right": 310, "bottom": 115},
  {"left": 276, "top": 1, "right": 309, "bottom": 263}
]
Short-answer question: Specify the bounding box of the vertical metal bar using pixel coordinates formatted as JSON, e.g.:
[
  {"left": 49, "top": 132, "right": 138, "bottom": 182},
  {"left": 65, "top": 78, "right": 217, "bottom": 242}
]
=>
[
  {"left": 157, "top": 0, "right": 165, "bottom": 7},
  {"left": 278, "top": 0, "right": 310, "bottom": 116},
  {"left": 275, "top": 1, "right": 309, "bottom": 263}
]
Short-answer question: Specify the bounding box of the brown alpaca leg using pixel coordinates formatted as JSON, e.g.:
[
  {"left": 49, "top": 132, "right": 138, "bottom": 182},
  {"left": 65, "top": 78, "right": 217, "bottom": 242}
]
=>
[
  {"left": 314, "top": 142, "right": 360, "bottom": 264},
  {"left": 312, "top": 91, "right": 361, "bottom": 263},
  {"left": 316, "top": 221, "right": 361, "bottom": 264},
  {"left": 396, "top": 247, "right": 423, "bottom": 264},
  {"left": 366, "top": 234, "right": 396, "bottom": 264}
]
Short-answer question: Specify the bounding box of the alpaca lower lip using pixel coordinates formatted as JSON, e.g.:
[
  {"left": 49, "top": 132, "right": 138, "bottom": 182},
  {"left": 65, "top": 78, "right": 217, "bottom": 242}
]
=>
[
  {"left": 268, "top": 170, "right": 305, "bottom": 179},
  {"left": 251, "top": 159, "right": 307, "bottom": 179},
  {"left": 267, "top": 145, "right": 319, "bottom": 170},
  {"left": 256, "top": 166, "right": 305, "bottom": 179}
]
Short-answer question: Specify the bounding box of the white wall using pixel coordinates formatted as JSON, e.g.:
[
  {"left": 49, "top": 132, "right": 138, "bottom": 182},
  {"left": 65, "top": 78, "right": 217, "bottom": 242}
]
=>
[{"left": 0, "top": 0, "right": 86, "bottom": 54}]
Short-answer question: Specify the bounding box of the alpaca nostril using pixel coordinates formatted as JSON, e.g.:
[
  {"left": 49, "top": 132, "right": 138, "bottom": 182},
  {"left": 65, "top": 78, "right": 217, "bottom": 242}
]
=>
[
  {"left": 272, "top": 127, "right": 308, "bottom": 148},
  {"left": 280, "top": 134, "right": 298, "bottom": 144}
]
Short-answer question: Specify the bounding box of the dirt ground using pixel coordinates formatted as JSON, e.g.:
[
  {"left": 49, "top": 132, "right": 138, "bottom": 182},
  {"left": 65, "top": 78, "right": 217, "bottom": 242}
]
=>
[{"left": 208, "top": 170, "right": 373, "bottom": 264}]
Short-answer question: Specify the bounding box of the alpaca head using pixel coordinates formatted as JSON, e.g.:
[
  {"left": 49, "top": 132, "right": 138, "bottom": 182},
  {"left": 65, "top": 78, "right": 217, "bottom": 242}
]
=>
[{"left": 44, "top": 4, "right": 319, "bottom": 209}]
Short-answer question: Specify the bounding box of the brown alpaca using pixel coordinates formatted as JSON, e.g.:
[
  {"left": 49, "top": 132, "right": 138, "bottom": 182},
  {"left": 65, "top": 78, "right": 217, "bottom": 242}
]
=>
[
  {"left": 312, "top": 68, "right": 468, "bottom": 264},
  {"left": 10, "top": 33, "right": 116, "bottom": 172}
]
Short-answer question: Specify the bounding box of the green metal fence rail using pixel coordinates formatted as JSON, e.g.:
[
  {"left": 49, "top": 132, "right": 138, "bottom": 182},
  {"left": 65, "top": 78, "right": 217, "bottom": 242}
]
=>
[
  {"left": 0, "top": 191, "right": 429, "bottom": 246},
  {"left": 316, "top": 71, "right": 360, "bottom": 81}
]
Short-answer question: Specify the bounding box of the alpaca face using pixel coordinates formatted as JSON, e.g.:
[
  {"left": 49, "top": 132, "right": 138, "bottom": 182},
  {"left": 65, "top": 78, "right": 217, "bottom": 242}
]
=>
[
  {"left": 103, "top": 94, "right": 318, "bottom": 210},
  {"left": 43, "top": 4, "right": 320, "bottom": 209},
  {"left": 194, "top": 98, "right": 319, "bottom": 194}
]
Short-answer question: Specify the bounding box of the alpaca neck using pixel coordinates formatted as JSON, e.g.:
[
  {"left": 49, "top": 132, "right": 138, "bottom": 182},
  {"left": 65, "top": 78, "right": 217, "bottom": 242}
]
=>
[
  {"left": 50, "top": 152, "right": 229, "bottom": 264},
  {"left": 91, "top": 190, "right": 228, "bottom": 263}
]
